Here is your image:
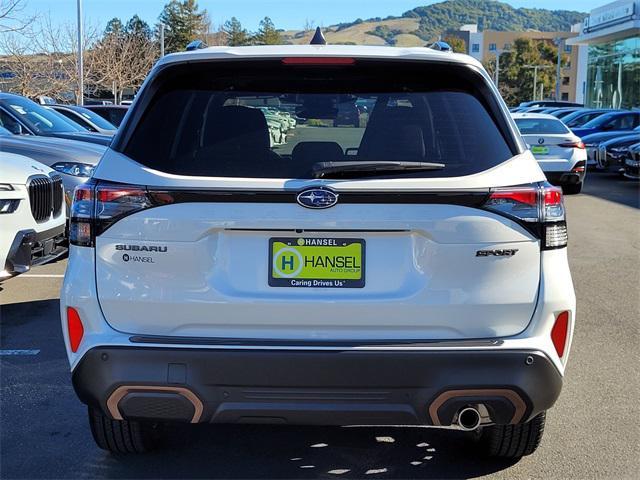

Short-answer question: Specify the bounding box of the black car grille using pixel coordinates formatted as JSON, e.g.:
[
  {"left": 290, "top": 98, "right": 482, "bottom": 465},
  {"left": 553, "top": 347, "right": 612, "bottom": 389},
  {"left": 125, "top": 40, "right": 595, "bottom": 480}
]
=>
[{"left": 27, "top": 175, "right": 64, "bottom": 222}]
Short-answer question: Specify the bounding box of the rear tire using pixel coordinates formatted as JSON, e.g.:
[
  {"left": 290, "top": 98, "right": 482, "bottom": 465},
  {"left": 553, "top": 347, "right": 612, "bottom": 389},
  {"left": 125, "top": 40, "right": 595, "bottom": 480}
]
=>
[
  {"left": 88, "top": 406, "right": 162, "bottom": 453},
  {"left": 479, "top": 411, "right": 546, "bottom": 459},
  {"left": 563, "top": 182, "right": 583, "bottom": 194}
]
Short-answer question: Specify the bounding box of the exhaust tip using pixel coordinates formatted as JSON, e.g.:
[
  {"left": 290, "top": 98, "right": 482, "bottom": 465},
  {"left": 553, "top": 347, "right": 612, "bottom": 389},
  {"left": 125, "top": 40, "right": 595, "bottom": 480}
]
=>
[{"left": 457, "top": 407, "right": 482, "bottom": 431}]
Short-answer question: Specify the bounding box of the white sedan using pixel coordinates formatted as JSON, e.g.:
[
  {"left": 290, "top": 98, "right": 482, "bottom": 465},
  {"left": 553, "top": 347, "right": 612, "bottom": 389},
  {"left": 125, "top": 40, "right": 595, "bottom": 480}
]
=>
[{"left": 512, "top": 113, "right": 587, "bottom": 194}]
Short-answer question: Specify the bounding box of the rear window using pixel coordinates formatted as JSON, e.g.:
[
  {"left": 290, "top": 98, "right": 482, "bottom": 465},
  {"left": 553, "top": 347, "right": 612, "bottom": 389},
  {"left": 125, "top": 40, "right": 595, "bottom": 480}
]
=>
[
  {"left": 514, "top": 118, "right": 569, "bottom": 135},
  {"left": 122, "top": 60, "right": 516, "bottom": 179}
]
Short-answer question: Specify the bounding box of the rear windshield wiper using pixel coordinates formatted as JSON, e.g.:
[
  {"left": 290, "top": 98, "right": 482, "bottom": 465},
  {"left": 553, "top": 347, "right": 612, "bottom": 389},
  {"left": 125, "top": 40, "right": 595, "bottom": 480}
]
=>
[{"left": 311, "top": 161, "right": 446, "bottom": 179}]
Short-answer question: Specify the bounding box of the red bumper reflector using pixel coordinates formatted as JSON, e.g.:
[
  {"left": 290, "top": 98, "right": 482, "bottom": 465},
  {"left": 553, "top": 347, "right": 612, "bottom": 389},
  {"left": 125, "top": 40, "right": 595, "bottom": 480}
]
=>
[
  {"left": 551, "top": 311, "right": 569, "bottom": 357},
  {"left": 281, "top": 57, "right": 355, "bottom": 65},
  {"left": 67, "top": 307, "right": 84, "bottom": 353}
]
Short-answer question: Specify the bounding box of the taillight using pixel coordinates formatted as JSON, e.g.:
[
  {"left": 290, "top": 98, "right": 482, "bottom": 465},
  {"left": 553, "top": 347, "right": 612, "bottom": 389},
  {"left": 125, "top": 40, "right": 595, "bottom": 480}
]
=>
[
  {"left": 66, "top": 307, "right": 84, "bottom": 353},
  {"left": 551, "top": 311, "right": 570, "bottom": 358},
  {"left": 558, "top": 141, "right": 585, "bottom": 149},
  {"left": 484, "top": 183, "right": 567, "bottom": 250},
  {"left": 69, "top": 180, "right": 168, "bottom": 247}
]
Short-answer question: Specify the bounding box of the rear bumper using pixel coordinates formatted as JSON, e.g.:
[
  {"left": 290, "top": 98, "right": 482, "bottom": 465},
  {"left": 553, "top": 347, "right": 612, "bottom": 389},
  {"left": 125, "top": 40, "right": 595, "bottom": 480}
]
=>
[
  {"left": 3, "top": 225, "right": 66, "bottom": 277},
  {"left": 73, "top": 346, "right": 562, "bottom": 428},
  {"left": 545, "top": 171, "right": 585, "bottom": 185}
]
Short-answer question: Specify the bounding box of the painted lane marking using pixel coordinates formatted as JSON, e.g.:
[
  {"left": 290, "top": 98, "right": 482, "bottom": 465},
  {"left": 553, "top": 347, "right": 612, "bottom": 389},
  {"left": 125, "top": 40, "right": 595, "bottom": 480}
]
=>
[
  {"left": 0, "top": 349, "right": 41, "bottom": 356},
  {"left": 18, "top": 274, "right": 64, "bottom": 278}
]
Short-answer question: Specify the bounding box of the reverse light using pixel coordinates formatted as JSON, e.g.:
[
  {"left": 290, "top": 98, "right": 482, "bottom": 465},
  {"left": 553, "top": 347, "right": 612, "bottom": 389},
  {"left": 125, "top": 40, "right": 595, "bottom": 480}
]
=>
[
  {"left": 66, "top": 307, "right": 84, "bottom": 353},
  {"left": 571, "top": 161, "right": 586, "bottom": 173},
  {"left": 551, "top": 311, "right": 570, "bottom": 358},
  {"left": 485, "top": 184, "right": 567, "bottom": 250}
]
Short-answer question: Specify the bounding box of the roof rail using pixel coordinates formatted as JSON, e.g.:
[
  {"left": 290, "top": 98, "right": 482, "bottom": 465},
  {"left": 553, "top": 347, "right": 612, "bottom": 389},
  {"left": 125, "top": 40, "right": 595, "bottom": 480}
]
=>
[
  {"left": 428, "top": 41, "right": 452, "bottom": 52},
  {"left": 310, "top": 27, "right": 327, "bottom": 45},
  {"left": 186, "top": 40, "right": 208, "bottom": 51}
]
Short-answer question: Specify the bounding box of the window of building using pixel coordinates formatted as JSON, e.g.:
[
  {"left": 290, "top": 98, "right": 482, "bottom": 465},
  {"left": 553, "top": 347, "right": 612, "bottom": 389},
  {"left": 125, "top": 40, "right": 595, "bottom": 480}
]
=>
[
  {"left": 472, "top": 43, "right": 479, "bottom": 52},
  {"left": 561, "top": 92, "right": 569, "bottom": 101},
  {"left": 562, "top": 76, "right": 570, "bottom": 86},
  {"left": 503, "top": 43, "right": 511, "bottom": 50},
  {"left": 564, "top": 45, "right": 572, "bottom": 53},
  {"left": 489, "top": 43, "right": 497, "bottom": 51}
]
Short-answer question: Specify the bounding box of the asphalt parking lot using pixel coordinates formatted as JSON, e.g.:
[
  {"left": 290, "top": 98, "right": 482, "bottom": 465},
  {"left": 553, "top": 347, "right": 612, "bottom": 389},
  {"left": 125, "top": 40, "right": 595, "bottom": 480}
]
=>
[{"left": 0, "top": 173, "right": 638, "bottom": 479}]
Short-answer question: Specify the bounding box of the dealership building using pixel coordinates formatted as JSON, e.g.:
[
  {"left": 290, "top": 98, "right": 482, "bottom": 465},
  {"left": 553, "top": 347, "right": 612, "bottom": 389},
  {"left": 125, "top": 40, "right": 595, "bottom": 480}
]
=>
[{"left": 568, "top": 0, "right": 640, "bottom": 108}]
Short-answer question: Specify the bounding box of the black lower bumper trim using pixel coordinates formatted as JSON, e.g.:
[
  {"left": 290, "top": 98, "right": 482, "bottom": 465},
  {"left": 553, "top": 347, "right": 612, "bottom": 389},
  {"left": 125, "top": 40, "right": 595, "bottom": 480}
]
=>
[
  {"left": 3, "top": 225, "right": 66, "bottom": 276},
  {"left": 545, "top": 171, "right": 585, "bottom": 185},
  {"left": 73, "top": 346, "right": 563, "bottom": 427}
]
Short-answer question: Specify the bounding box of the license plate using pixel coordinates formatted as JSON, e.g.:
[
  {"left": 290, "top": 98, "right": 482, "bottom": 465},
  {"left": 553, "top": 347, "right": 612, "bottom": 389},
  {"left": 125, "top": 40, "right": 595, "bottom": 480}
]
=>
[
  {"left": 269, "top": 237, "right": 365, "bottom": 288},
  {"left": 531, "top": 146, "right": 549, "bottom": 155}
]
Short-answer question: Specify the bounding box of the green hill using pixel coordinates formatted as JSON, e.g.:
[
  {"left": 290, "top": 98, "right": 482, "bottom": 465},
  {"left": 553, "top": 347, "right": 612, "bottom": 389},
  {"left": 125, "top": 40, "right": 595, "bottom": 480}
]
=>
[{"left": 282, "top": 0, "right": 587, "bottom": 46}]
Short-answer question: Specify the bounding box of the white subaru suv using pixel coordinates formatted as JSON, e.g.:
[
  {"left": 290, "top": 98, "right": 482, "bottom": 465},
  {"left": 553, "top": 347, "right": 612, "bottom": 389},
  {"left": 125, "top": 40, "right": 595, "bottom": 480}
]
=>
[{"left": 61, "top": 45, "right": 576, "bottom": 458}]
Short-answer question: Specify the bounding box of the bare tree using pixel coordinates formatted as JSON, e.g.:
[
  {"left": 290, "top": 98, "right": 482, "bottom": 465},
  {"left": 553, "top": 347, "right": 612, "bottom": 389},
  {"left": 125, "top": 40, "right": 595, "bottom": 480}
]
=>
[
  {"left": 90, "top": 30, "right": 157, "bottom": 104},
  {"left": 0, "top": 15, "right": 98, "bottom": 100},
  {"left": 0, "top": 0, "right": 35, "bottom": 33}
]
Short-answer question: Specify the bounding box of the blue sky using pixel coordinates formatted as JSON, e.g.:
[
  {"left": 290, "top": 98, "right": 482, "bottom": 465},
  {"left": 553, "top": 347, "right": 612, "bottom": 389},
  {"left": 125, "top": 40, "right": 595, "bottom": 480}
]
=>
[{"left": 23, "top": 0, "right": 604, "bottom": 31}]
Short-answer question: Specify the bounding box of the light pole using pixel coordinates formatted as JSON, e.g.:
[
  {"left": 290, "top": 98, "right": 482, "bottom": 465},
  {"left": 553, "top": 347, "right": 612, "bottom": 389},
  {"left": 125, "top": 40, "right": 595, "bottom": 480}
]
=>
[
  {"left": 76, "top": 0, "right": 84, "bottom": 105},
  {"left": 554, "top": 37, "right": 563, "bottom": 101},
  {"left": 524, "top": 65, "right": 552, "bottom": 101},
  {"left": 159, "top": 23, "right": 165, "bottom": 57},
  {"left": 493, "top": 48, "right": 509, "bottom": 90}
]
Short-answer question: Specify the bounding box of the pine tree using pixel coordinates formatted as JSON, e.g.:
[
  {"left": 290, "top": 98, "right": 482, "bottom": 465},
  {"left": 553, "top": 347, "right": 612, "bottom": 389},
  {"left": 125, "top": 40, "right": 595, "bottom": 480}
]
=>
[
  {"left": 223, "top": 17, "right": 250, "bottom": 46},
  {"left": 158, "top": 0, "right": 208, "bottom": 53},
  {"left": 254, "top": 16, "right": 281, "bottom": 45}
]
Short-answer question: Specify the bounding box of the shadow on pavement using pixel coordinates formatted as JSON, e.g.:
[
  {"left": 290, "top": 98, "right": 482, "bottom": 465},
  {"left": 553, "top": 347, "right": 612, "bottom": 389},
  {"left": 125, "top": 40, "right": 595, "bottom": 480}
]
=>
[
  {"left": 86, "top": 424, "right": 518, "bottom": 479},
  {"left": 582, "top": 172, "right": 639, "bottom": 209}
]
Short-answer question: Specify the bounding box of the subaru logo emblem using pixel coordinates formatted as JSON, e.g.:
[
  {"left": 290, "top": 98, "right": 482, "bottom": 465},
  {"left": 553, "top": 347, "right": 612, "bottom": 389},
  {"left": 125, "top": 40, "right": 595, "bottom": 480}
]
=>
[{"left": 296, "top": 188, "right": 338, "bottom": 209}]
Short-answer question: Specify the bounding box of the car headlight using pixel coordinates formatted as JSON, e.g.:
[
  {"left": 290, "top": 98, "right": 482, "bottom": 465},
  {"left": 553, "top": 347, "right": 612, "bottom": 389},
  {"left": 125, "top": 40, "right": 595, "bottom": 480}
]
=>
[
  {"left": 0, "top": 183, "right": 14, "bottom": 191},
  {"left": 51, "top": 162, "right": 95, "bottom": 177}
]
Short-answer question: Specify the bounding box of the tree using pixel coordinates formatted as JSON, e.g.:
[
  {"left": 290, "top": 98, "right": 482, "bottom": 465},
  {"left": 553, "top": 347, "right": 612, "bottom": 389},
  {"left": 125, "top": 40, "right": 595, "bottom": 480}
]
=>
[
  {"left": 90, "top": 16, "right": 157, "bottom": 104},
  {"left": 254, "top": 16, "right": 281, "bottom": 45},
  {"left": 105, "top": 18, "right": 124, "bottom": 36},
  {"left": 484, "top": 38, "right": 565, "bottom": 105},
  {"left": 158, "top": 0, "right": 208, "bottom": 53},
  {"left": 223, "top": 17, "right": 250, "bottom": 46},
  {"left": 125, "top": 15, "right": 152, "bottom": 40},
  {"left": 0, "top": 0, "right": 34, "bottom": 33},
  {"left": 442, "top": 35, "right": 466, "bottom": 54}
]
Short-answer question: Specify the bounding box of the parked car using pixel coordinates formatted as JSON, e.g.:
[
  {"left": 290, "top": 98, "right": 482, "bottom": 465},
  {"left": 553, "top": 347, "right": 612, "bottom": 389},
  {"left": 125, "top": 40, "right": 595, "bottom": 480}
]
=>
[
  {"left": 519, "top": 100, "right": 583, "bottom": 108},
  {"left": 50, "top": 105, "right": 117, "bottom": 135},
  {"left": 512, "top": 113, "right": 586, "bottom": 194},
  {"left": 62, "top": 45, "right": 575, "bottom": 458},
  {"left": 0, "top": 128, "right": 106, "bottom": 208},
  {"left": 548, "top": 108, "right": 584, "bottom": 119},
  {"left": 0, "top": 93, "right": 112, "bottom": 146},
  {"left": 571, "top": 111, "right": 640, "bottom": 138},
  {"left": 83, "top": 105, "right": 129, "bottom": 127},
  {"left": 334, "top": 101, "right": 361, "bottom": 127},
  {"left": 622, "top": 142, "right": 640, "bottom": 180},
  {"left": 562, "top": 109, "right": 618, "bottom": 128},
  {"left": 581, "top": 126, "right": 640, "bottom": 167},
  {"left": 594, "top": 133, "right": 640, "bottom": 172},
  {"left": 0, "top": 152, "right": 66, "bottom": 279}
]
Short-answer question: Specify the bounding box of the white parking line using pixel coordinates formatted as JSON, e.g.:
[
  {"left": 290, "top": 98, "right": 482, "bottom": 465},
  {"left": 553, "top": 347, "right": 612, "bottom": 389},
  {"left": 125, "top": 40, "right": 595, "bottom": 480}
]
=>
[
  {"left": 19, "top": 274, "right": 64, "bottom": 278},
  {"left": 0, "top": 349, "right": 41, "bottom": 356}
]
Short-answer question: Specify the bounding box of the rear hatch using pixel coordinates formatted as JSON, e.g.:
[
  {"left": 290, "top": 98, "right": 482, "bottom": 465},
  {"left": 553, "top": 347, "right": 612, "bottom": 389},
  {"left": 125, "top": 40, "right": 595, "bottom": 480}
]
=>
[{"left": 90, "top": 55, "right": 544, "bottom": 341}]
